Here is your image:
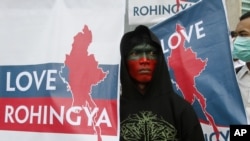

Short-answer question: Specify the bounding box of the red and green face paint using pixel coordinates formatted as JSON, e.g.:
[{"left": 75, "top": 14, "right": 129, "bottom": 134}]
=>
[{"left": 126, "top": 44, "right": 158, "bottom": 83}]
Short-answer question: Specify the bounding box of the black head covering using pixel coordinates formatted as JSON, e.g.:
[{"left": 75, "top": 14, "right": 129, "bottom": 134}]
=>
[{"left": 120, "top": 25, "right": 174, "bottom": 99}]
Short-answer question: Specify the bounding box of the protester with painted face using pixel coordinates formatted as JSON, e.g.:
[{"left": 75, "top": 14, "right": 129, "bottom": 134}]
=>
[
  {"left": 119, "top": 25, "right": 204, "bottom": 141},
  {"left": 232, "top": 11, "right": 250, "bottom": 124}
]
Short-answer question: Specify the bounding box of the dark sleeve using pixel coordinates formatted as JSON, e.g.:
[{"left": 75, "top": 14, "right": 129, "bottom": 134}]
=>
[{"left": 181, "top": 103, "right": 205, "bottom": 141}]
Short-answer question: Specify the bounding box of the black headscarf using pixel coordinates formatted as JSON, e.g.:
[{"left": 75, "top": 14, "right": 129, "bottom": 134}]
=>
[{"left": 120, "top": 25, "right": 175, "bottom": 99}]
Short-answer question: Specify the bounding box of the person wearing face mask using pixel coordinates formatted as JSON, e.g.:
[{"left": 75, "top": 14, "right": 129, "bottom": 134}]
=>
[
  {"left": 231, "top": 31, "right": 245, "bottom": 69},
  {"left": 119, "top": 25, "right": 205, "bottom": 141},
  {"left": 232, "top": 11, "right": 250, "bottom": 124}
]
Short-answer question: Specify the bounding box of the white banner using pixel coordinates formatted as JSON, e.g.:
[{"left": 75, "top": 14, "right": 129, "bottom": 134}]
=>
[
  {"left": 0, "top": 0, "right": 124, "bottom": 141},
  {"left": 128, "top": 0, "right": 198, "bottom": 25}
]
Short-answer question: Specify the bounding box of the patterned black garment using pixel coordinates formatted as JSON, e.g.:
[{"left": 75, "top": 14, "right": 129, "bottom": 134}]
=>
[{"left": 119, "top": 25, "right": 205, "bottom": 141}]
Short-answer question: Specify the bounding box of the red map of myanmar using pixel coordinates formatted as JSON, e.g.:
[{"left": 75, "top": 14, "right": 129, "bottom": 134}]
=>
[
  {"left": 63, "top": 25, "right": 107, "bottom": 141},
  {"left": 167, "top": 24, "right": 220, "bottom": 140}
]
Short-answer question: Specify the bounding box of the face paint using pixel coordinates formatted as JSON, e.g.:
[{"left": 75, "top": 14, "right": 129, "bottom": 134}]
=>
[{"left": 126, "top": 44, "right": 158, "bottom": 83}]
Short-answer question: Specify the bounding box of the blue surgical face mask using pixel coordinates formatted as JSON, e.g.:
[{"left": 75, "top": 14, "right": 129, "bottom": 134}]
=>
[{"left": 232, "top": 36, "right": 250, "bottom": 62}]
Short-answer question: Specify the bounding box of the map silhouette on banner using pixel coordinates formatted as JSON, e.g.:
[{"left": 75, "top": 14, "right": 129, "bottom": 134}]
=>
[{"left": 60, "top": 25, "right": 109, "bottom": 141}]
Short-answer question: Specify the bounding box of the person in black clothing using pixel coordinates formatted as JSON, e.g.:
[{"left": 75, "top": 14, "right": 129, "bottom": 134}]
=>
[{"left": 119, "top": 25, "right": 205, "bottom": 141}]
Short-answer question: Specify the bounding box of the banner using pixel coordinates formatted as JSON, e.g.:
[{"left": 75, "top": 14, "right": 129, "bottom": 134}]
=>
[
  {"left": 128, "top": 0, "right": 200, "bottom": 25},
  {"left": 0, "top": 0, "right": 124, "bottom": 141},
  {"left": 150, "top": 0, "right": 247, "bottom": 141}
]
